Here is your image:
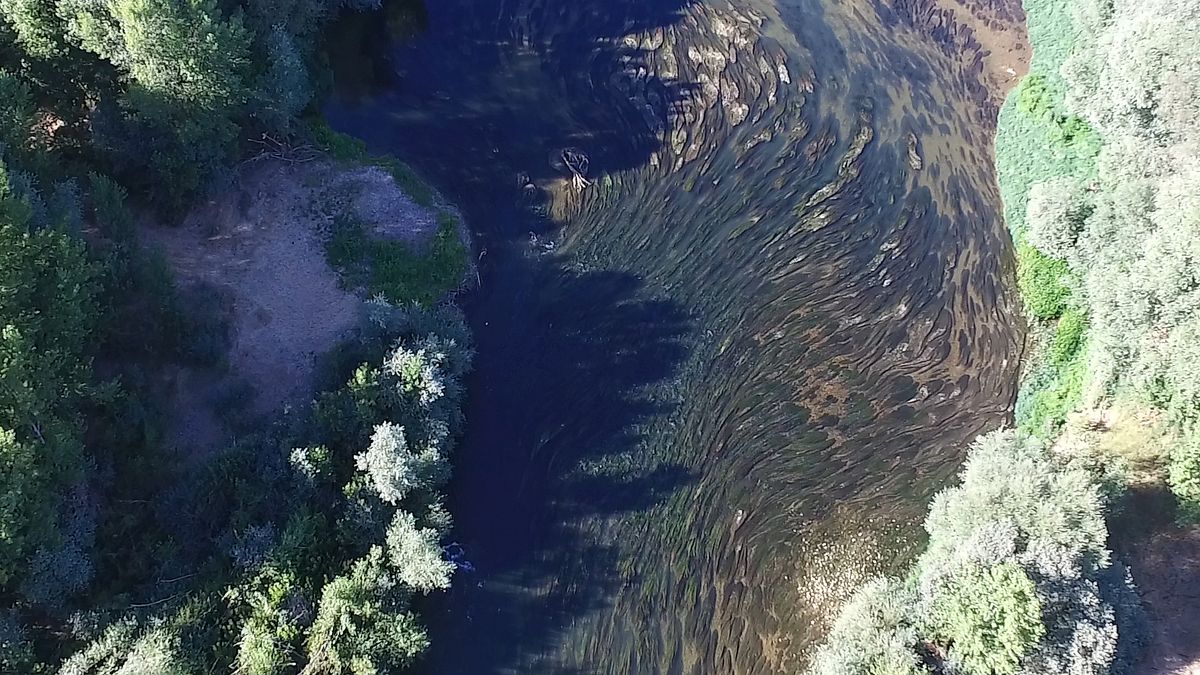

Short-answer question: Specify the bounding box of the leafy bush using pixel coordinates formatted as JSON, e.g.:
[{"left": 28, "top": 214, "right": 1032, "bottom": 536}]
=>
[
  {"left": 1167, "top": 434, "right": 1200, "bottom": 523},
  {"left": 930, "top": 562, "right": 1043, "bottom": 675},
  {"left": 1019, "top": 354, "right": 1087, "bottom": 438},
  {"left": 326, "top": 213, "right": 466, "bottom": 306},
  {"left": 1050, "top": 309, "right": 1088, "bottom": 368},
  {"left": 811, "top": 430, "right": 1143, "bottom": 675},
  {"left": 1016, "top": 242, "right": 1072, "bottom": 321},
  {"left": 1017, "top": 74, "right": 1053, "bottom": 118}
]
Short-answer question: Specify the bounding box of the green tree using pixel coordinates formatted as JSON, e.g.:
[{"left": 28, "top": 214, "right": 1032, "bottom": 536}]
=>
[
  {"left": 0, "top": 0, "right": 67, "bottom": 59},
  {"left": 251, "top": 26, "right": 312, "bottom": 133},
  {"left": 384, "top": 511, "right": 452, "bottom": 593},
  {"left": 59, "top": 0, "right": 252, "bottom": 200},
  {"left": 304, "top": 547, "right": 428, "bottom": 675},
  {"left": 0, "top": 159, "right": 96, "bottom": 586},
  {"left": 1168, "top": 434, "right": 1200, "bottom": 523},
  {"left": 1025, "top": 177, "right": 1090, "bottom": 262},
  {"left": 808, "top": 578, "right": 927, "bottom": 675},
  {"left": 930, "top": 562, "right": 1044, "bottom": 675},
  {"left": 0, "top": 70, "right": 36, "bottom": 155}
]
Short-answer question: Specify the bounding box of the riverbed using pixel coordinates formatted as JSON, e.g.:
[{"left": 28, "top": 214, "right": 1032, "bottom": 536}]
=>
[{"left": 326, "top": 0, "right": 1026, "bottom": 671}]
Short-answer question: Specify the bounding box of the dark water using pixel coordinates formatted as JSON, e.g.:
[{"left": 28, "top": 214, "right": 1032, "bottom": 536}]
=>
[{"left": 325, "top": 0, "right": 1024, "bottom": 671}]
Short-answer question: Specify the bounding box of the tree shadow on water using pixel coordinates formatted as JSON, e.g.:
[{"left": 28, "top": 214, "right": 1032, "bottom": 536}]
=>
[
  {"left": 415, "top": 250, "right": 694, "bottom": 674},
  {"left": 325, "top": 0, "right": 700, "bottom": 236},
  {"left": 323, "top": 1, "right": 704, "bottom": 671}
]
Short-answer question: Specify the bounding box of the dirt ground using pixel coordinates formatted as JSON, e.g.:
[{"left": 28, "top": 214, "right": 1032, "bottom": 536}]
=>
[
  {"left": 1133, "top": 526, "right": 1200, "bottom": 675},
  {"left": 1060, "top": 407, "right": 1200, "bottom": 675},
  {"left": 139, "top": 159, "right": 446, "bottom": 460}
]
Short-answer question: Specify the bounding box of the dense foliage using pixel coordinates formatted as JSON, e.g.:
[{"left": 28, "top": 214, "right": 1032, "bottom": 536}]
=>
[
  {"left": 809, "top": 431, "right": 1145, "bottom": 675},
  {"left": 0, "top": 0, "right": 374, "bottom": 207},
  {"left": 0, "top": 0, "right": 472, "bottom": 671}
]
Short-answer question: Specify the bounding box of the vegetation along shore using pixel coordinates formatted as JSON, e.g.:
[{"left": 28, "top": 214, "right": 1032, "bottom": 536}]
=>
[
  {"left": 812, "top": 0, "right": 1200, "bottom": 672},
  {"left": 0, "top": 0, "right": 473, "bottom": 671}
]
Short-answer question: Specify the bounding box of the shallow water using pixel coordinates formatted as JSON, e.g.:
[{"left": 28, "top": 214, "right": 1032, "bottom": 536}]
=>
[{"left": 326, "top": 0, "right": 1025, "bottom": 671}]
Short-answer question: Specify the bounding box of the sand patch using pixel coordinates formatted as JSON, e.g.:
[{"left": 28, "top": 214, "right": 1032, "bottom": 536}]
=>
[{"left": 140, "top": 158, "right": 445, "bottom": 458}]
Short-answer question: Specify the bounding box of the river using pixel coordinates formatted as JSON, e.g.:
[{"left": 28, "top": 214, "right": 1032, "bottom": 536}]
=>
[{"left": 324, "top": 0, "right": 1026, "bottom": 671}]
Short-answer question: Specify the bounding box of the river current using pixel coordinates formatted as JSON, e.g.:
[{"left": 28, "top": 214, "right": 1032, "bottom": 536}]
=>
[{"left": 326, "top": 0, "right": 1026, "bottom": 671}]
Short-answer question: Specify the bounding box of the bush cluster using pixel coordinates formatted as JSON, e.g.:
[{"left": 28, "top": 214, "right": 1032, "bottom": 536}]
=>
[{"left": 810, "top": 430, "right": 1145, "bottom": 675}]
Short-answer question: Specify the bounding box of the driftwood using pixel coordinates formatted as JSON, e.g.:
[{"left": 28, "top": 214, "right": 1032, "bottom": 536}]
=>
[
  {"left": 246, "top": 133, "right": 320, "bottom": 165},
  {"left": 561, "top": 148, "right": 592, "bottom": 190}
]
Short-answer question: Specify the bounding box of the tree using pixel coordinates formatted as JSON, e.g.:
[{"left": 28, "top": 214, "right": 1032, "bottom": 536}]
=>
[
  {"left": 0, "top": 0, "right": 67, "bottom": 59},
  {"left": 0, "top": 70, "right": 36, "bottom": 158},
  {"left": 303, "top": 548, "right": 428, "bottom": 675},
  {"left": 355, "top": 422, "right": 420, "bottom": 505},
  {"left": 0, "top": 610, "right": 33, "bottom": 673},
  {"left": 808, "top": 578, "right": 926, "bottom": 675},
  {"left": 59, "top": 0, "right": 252, "bottom": 200},
  {"left": 58, "top": 620, "right": 190, "bottom": 675},
  {"left": 811, "top": 431, "right": 1144, "bottom": 675},
  {"left": 251, "top": 26, "right": 312, "bottom": 134},
  {"left": 921, "top": 431, "right": 1107, "bottom": 577},
  {"left": 1026, "top": 177, "right": 1090, "bottom": 262},
  {"left": 384, "top": 511, "right": 452, "bottom": 592},
  {"left": 931, "top": 562, "right": 1044, "bottom": 675},
  {"left": 0, "top": 159, "right": 96, "bottom": 588},
  {"left": 61, "top": 0, "right": 250, "bottom": 107},
  {"left": 235, "top": 565, "right": 305, "bottom": 675}
]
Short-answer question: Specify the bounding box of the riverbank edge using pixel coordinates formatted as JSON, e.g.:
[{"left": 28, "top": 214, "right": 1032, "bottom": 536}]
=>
[
  {"left": 305, "top": 117, "right": 479, "bottom": 299},
  {"left": 994, "top": 0, "right": 1194, "bottom": 670}
]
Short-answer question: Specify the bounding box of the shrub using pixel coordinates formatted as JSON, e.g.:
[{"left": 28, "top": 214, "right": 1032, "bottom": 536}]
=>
[
  {"left": 384, "top": 511, "right": 453, "bottom": 592},
  {"left": 1050, "top": 309, "right": 1087, "bottom": 368},
  {"left": 930, "top": 562, "right": 1044, "bottom": 675},
  {"left": 1016, "top": 242, "right": 1073, "bottom": 321},
  {"left": 1167, "top": 434, "right": 1200, "bottom": 523},
  {"left": 1019, "top": 354, "right": 1087, "bottom": 438},
  {"left": 1017, "top": 74, "right": 1053, "bottom": 119}
]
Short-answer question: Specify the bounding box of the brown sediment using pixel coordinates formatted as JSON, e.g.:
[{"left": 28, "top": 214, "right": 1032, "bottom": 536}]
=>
[
  {"left": 891, "top": 0, "right": 1030, "bottom": 106},
  {"left": 529, "top": 0, "right": 1028, "bottom": 670}
]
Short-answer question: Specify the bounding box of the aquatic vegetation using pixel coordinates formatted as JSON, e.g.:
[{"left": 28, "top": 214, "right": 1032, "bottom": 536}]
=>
[{"left": 824, "top": 0, "right": 1200, "bottom": 669}]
